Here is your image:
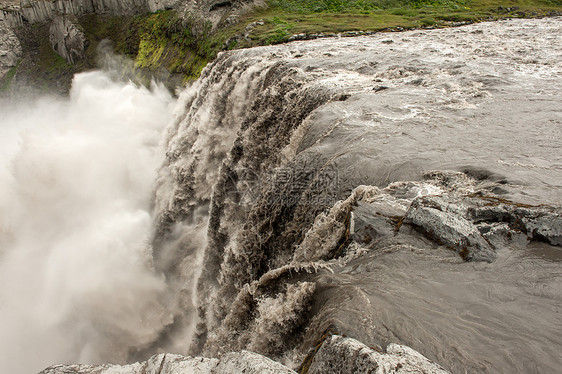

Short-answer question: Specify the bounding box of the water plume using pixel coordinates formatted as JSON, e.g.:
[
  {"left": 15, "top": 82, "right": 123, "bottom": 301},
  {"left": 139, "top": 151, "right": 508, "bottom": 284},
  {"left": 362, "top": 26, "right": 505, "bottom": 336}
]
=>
[{"left": 0, "top": 70, "right": 175, "bottom": 374}]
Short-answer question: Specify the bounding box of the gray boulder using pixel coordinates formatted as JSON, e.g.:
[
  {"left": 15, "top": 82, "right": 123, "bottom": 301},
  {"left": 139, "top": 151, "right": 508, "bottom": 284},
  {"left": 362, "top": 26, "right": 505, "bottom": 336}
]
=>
[
  {"left": 405, "top": 196, "right": 496, "bottom": 262},
  {"left": 0, "top": 22, "right": 22, "bottom": 79},
  {"left": 470, "top": 201, "right": 562, "bottom": 246},
  {"left": 307, "top": 335, "right": 450, "bottom": 374},
  {"left": 49, "top": 15, "right": 88, "bottom": 64},
  {"left": 402, "top": 194, "right": 562, "bottom": 262}
]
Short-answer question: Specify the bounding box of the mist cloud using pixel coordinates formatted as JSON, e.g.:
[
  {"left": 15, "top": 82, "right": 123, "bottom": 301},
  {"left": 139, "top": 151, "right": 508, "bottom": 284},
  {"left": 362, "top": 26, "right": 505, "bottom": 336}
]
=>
[{"left": 0, "top": 71, "right": 176, "bottom": 373}]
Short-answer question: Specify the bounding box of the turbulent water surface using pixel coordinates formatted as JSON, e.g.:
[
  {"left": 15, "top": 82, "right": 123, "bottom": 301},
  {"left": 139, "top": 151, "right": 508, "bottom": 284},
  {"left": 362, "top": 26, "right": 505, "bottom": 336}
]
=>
[{"left": 1, "top": 17, "right": 561, "bottom": 374}]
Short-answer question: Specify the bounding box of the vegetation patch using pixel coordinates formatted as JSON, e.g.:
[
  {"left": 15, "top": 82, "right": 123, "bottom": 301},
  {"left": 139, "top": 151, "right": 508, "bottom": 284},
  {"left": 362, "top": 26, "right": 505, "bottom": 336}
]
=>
[
  {"left": 0, "top": 63, "right": 19, "bottom": 92},
  {"left": 241, "top": 0, "right": 562, "bottom": 45}
]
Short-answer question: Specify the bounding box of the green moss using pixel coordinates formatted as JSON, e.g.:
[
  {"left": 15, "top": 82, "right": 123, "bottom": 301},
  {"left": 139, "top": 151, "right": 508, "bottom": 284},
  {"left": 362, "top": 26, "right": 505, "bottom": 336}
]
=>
[
  {"left": 127, "top": 11, "right": 240, "bottom": 81},
  {"left": 0, "top": 63, "right": 19, "bottom": 92},
  {"left": 136, "top": 38, "right": 166, "bottom": 69}
]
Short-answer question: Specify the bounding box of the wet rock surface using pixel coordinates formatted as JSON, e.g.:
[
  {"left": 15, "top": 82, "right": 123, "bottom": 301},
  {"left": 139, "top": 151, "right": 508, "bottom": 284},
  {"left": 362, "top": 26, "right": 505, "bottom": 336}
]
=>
[
  {"left": 347, "top": 174, "right": 562, "bottom": 263},
  {"left": 405, "top": 194, "right": 562, "bottom": 261},
  {"left": 405, "top": 196, "right": 498, "bottom": 262},
  {"left": 40, "top": 339, "right": 449, "bottom": 374}
]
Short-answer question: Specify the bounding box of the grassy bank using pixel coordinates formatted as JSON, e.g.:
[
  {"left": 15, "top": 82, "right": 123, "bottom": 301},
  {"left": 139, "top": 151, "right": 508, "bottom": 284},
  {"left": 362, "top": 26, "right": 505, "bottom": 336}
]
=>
[
  {"left": 2, "top": 0, "right": 560, "bottom": 93},
  {"left": 248, "top": 0, "right": 562, "bottom": 44},
  {"left": 126, "top": 0, "right": 561, "bottom": 83}
]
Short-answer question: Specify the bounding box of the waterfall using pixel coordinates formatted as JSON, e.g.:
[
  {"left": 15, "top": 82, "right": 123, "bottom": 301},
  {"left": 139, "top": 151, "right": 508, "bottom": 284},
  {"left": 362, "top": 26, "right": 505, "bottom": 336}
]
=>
[
  {"left": 1, "top": 17, "right": 561, "bottom": 374},
  {"left": 151, "top": 17, "right": 562, "bottom": 371}
]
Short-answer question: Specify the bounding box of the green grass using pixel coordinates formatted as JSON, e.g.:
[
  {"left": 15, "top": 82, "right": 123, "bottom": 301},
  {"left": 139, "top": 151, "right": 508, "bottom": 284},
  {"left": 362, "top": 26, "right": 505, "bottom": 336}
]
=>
[
  {"left": 237, "top": 0, "right": 562, "bottom": 45},
  {"left": 268, "top": 0, "right": 465, "bottom": 13}
]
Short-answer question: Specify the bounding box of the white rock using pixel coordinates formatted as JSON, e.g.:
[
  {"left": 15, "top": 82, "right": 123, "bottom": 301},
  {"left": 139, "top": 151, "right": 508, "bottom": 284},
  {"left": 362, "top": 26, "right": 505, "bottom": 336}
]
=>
[
  {"left": 39, "top": 351, "right": 297, "bottom": 374},
  {"left": 308, "top": 335, "right": 451, "bottom": 374}
]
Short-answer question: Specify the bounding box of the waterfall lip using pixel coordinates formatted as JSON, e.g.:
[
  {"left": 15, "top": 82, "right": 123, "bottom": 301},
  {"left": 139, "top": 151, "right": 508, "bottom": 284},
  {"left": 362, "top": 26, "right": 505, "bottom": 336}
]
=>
[{"left": 176, "top": 17, "right": 561, "bottom": 371}]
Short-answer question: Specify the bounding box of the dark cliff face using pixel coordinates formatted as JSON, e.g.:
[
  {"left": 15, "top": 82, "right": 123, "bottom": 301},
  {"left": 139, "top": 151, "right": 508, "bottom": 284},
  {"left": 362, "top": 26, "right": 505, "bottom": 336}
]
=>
[
  {"left": 0, "top": 22, "right": 22, "bottom": 79},
  {"left": 175, "top": 0, "right": 263, "bottom": 30},
  {"left": 0, "top": 0, "right": 263, "bottom": 95}
]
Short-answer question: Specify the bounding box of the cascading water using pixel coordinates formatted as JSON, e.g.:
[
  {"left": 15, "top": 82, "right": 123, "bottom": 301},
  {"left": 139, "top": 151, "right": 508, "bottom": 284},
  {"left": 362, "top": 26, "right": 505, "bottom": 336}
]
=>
[
  {"left": 151, "top": 16, "right": 562, "bottom": 373},
  {"left": 1, "top": 16, "right": 561, "bottom": 374}
]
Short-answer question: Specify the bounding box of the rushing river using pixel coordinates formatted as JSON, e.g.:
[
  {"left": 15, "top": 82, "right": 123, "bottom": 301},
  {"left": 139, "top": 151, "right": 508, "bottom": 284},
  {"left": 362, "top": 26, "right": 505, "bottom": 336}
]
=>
[{"left": 0, "top": 17, "right": 561, "bottom": 374}]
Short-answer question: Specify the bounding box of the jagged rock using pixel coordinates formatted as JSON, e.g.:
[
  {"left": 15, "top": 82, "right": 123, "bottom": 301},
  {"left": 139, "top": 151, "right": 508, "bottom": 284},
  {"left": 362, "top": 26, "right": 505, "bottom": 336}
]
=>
[
  {"left": 39, "top": 351, "right": 297, "bottom": 374},
  {"left": 0, "top": 21, "right": 21, "bottom": 78},
  {"left": 216, "top": 351, "right": 296, "bottom": 373},
  {"left": 522, "top": 213, "right": 562, "bottom": 246},
  {"left": 4, "top": 0, "right": 179, "bottom": 25},
  {"left": 307, "top": 335, "right": 450, "bottom": 374},
  {"left": 405, "top": 196, "right": 496, "bottom": 262},
  {"left": 49, "top": 15, "right": 88, "bottom": 64},
  {"left": 39, "top": 340, "right": 449, "bottom": 374},
  {"left": 39, "top": 354, "right": 217, "bottom": 374},
  {"left": 470, "top": 201, "right": 562, "bottom": 246},
  {"left": 402, "top": 194, "right": 562, "bottom": 262},
  {"left": 0, "top": 7, "right": 24, "bottom": 27}
]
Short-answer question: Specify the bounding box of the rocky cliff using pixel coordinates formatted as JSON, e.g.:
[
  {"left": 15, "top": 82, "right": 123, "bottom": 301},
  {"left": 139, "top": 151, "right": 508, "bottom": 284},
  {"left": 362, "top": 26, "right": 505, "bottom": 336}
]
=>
[
  {"left": 0, "top": 21, "right": 21, "bottom": 79},
  {"left": 40, "top": 336, "right": 450, "bottom": 374},
  {"left": 48, "top": 15, "right": 88, "bottom": 64},
  {"left": 40, "top": 351, "right": 297, "bottom": 374},
  {"left": 1, "top": 0, "right": 178, "bottom": 26}
]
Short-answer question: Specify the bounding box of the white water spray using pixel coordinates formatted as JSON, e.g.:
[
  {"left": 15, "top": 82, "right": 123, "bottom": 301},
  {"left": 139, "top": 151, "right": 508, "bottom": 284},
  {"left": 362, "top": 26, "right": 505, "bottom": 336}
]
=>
[{"left": 0, "top": 71, "right": 176, "bottom": 374}]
